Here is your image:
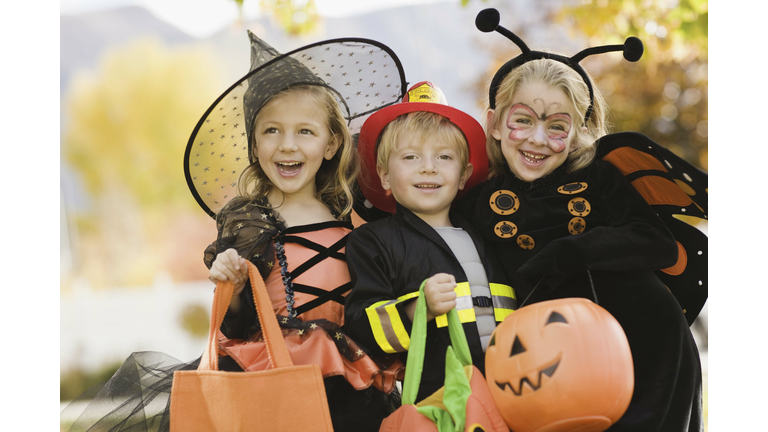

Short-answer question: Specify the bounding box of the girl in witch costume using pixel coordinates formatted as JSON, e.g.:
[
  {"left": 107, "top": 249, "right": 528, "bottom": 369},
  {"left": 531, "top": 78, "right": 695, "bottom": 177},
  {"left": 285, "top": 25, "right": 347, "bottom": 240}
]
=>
[
  {"left": 454, "top": 9, "right": 707, "bottom": 432},
  {"left": 199, "top": 31, "right": 409, "bottom": 432},
  {"left": 63, "top": 32, "right": 408, "bottom": 432}
]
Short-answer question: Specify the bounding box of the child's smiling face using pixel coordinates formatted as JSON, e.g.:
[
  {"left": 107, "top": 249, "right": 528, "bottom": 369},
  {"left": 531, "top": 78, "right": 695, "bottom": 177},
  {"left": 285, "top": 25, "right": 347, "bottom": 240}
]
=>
[
  {"left": 489, "top": 81, "right": 580, "bottom": 182},
  {"left": 378, "top": 136, "right": 472, "bottom": 227},
  {"left": 253, "top": 91, "right": 339, "bottom": 200}
]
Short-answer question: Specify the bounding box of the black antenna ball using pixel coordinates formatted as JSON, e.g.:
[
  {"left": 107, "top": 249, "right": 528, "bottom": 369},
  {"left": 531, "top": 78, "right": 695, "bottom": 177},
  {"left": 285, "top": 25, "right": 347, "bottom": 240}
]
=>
[
  {"left": 623, "top": 37, "right": 644, "bottom": 62},
  {"left": 475, "top": 8, "right": 500, "bottom": 33}
]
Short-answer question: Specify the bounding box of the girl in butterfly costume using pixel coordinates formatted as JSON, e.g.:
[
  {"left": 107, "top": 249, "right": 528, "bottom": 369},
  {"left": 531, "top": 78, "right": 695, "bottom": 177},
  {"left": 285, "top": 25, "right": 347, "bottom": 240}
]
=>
[
  {"left": 63, "top": 32, "right": 407, "bottom": 432},
  {"left": 454, "top": 9, "right": 707, "bottom": 432}
]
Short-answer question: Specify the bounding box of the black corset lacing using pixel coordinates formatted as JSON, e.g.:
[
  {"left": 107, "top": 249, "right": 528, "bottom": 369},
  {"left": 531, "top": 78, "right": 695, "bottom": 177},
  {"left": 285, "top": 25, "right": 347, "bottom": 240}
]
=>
[{"left": 273, "top": 221, "right": 354, "bottom": 319}]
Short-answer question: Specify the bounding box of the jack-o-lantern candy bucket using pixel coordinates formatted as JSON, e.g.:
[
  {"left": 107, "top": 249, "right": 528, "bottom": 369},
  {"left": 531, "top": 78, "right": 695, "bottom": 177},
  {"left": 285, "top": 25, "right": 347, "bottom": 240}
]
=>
[{"left": 484, "top": 298, "right": 633, "bottom": 432}]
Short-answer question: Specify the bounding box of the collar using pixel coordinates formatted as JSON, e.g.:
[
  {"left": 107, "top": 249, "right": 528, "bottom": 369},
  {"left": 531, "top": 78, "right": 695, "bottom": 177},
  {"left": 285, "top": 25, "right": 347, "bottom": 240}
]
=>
[{"left": 503, "top": 164, "right": 569, "bottom": 192}]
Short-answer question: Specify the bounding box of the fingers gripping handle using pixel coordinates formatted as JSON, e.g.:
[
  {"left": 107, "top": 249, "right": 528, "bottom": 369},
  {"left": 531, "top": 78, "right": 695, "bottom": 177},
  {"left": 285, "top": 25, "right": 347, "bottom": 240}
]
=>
[{"left": 200, "top": 261, "right": 294, "bottom": 371}]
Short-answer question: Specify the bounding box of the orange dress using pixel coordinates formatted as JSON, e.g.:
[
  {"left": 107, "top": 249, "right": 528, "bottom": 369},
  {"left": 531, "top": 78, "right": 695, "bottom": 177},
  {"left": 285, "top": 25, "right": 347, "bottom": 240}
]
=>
[{"left": 218, "top": 221, "right": 403, "bottom": 393}]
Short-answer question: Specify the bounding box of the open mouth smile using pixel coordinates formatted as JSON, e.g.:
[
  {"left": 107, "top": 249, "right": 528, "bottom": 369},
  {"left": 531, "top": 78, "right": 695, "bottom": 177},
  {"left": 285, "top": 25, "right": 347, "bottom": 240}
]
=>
[
  {"left": 520, "top": 150, "right": 549, "bottom": 165},
  {"left": 414, "top": 183, "right": 442, "bottom": 190},
  {"left": 495, "top": 357, "right": 560, "bottom": 396},
  {"left": 276, "top": 161, "right": 303, "bottom": 175}
]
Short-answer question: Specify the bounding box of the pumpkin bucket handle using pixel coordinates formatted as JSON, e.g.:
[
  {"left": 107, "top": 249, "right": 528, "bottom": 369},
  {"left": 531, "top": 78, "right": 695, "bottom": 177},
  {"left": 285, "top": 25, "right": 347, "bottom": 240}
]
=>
[{"left": 520, "top": 270, "right": 599, "bottom": 307}]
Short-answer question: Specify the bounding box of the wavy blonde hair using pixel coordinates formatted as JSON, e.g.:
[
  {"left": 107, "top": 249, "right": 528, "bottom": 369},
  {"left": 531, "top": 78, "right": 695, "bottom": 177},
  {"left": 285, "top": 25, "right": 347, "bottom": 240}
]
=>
[
  {"left": 376, "top": 111, "right": 469, "bottom": 174},
  {"left": 484, "top": 59, "right": 610, "bottom": 178},
  {"left": 237, "top": 85, "right": 359, "bottom": 218}
]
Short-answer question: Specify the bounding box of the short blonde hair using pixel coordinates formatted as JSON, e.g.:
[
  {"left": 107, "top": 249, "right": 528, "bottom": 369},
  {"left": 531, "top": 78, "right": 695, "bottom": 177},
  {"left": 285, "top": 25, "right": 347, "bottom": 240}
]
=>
[
  {"left": 237, "top": 84, "right": 359, "bottom": 218},
  {"left": 484, "top": 59, "right": 610, "bottom": 178},
  {"left": 376, "top": 111, "right": 469, "bottom": 174}
]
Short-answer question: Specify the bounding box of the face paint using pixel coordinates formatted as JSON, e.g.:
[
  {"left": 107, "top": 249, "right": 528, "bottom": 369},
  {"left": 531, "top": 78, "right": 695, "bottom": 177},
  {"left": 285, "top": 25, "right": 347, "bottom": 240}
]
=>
[{"left": 505, "top": 104, "right": 572, "bottom": 153}]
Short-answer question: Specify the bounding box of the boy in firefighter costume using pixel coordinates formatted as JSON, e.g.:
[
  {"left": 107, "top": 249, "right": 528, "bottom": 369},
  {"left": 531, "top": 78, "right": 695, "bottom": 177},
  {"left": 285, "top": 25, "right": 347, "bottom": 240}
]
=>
[{"left": 344, "top": 82, "right": 519, "bottom": 403}]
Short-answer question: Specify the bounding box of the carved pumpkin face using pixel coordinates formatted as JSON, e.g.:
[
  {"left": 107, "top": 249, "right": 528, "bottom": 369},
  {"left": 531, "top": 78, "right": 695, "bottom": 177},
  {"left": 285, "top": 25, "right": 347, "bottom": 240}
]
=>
[{"left": 485, "top": 298, "right": 634, "bottom": 432}]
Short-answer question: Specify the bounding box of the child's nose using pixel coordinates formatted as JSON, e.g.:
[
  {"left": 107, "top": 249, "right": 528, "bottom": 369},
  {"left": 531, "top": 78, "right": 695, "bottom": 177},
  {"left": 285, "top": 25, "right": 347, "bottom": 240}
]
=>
[
  {"left": 420, "top": 159, "right": 437, "bottom": 173},
  {"left": 529, "top": 125, "right": 548, "bottom": 146},
  {"left": 278, "top": 135, "right": 298, "bottom": 152}
]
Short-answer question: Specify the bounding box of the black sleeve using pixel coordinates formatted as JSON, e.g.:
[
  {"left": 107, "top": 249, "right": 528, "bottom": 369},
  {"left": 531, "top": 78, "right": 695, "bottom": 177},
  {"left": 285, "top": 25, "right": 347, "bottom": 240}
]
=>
[
  {"left": 344, "top": 225, "right": 415, "bottom": 358},
  {"left": 220, "top": 281, "right": 260, "bottom": 340},
  {"left": 518, "top": 161, "right": 678, "bottom": 279}
]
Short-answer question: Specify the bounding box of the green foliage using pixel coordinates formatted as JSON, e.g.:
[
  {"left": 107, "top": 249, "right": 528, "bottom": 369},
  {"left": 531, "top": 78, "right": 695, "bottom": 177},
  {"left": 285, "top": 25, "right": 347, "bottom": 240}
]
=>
[
  {"left": 555, "top": 0, "right": 708, "bottom": 170},
  {"left": 60, "top": 362, "right": 122, "bottom": 401},
  {"left": 230, "top": 0, "right": 320, "bottom": 35},
  {"left": 64, "top": 38, "right": 224, "bottom": 210},
  {"left": 180, "top": 303, "right": 210, "bottom": 339}
]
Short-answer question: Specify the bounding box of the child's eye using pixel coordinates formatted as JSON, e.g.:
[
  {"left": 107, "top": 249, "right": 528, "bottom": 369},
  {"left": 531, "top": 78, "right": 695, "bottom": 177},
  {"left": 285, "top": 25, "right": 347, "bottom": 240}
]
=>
[
  {"left": 299, "top": 129, "right": 314, "bottom": 135},
  {"left": 515, "top": 118, "right": 532, "bottom": 125},
  {"left": 549, "top": 124, "right": 566, "bottom": 132},
  {"left": 264, "top": 127, "right": 278, "bottom": 134},
  {"left": 403, "top": 155, "right": 417, "bottom": 160},
  {"left": 438, "top": 154, "right": 453, "bottom": 160}
]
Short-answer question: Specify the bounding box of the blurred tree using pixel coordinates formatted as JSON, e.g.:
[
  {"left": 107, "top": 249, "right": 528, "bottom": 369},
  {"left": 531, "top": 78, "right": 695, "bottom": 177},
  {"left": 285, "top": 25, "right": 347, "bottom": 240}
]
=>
[
  {"left": 63, "top": 38, "right": 223, "bottom": 288},
  {"left": 231, "top": 0, "right": 320, "bottom": 35},
  {"left": 471, "top": 0, "right": 708, "bottom": 171},
  {"left": 557, "top": 0, "right": 708, "bottom": 171}
]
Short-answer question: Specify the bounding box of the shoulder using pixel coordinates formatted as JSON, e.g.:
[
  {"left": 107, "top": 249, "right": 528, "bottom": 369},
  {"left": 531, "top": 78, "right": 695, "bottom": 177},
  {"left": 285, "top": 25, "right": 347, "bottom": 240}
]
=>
[
  {"left": 455, "top": 178, "right": 499, "bottom": 219},
  {"left": 350, "top": 216, "right": 400, "bottom": 240}
]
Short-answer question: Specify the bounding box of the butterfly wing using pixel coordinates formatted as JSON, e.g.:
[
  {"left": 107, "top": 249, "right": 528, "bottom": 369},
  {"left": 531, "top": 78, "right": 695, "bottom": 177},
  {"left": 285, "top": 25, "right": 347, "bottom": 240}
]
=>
[{"left": 597, "top": 131, "right": 708, "bottom": 325}]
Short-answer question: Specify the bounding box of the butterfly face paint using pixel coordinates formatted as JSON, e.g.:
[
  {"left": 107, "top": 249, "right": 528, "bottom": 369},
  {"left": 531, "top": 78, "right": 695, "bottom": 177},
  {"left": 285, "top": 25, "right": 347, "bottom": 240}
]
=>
[
  {"left": 505, "top": 102, "right": 572, "bottom": 153},
  {"left": 491, "top": 81, "right": 578, "bottom": 182}
]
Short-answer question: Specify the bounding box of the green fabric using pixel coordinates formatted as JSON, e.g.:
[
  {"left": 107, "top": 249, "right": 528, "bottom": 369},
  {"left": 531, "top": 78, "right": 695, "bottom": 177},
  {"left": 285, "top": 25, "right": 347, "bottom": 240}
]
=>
[{"left": 402, "top": 279, "right": 475, "bottom": 431}]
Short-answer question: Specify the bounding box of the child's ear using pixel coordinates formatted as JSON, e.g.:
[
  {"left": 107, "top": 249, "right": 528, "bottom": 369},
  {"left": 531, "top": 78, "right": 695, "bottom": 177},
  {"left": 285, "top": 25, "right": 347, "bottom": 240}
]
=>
[
  {"left": 324, "top": 136, "right": 341, "bottom": 160},
  {"left": 570, "top": 126, "right": 589, "bottom": 153},
  {"left": 458, "top": 163, "right": 474, "bottom": 190},
  {"left": 377, "top": 165, "right": 391, "bottom": 191},
  {"left": 485, "top": 109, "right": 502, "bottom": 140}
]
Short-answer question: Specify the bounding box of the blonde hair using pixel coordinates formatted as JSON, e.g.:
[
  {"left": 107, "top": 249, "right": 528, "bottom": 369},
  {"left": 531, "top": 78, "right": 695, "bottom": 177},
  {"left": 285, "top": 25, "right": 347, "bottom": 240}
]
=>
[
  {"left": 376, "top": 111, "right": 469, "bottom": 174},
  {"left": 237, "top": 85, "right": 359, "bottom": 218},
  {"left": 484, "top": 59, "right": 610, "bottom": 178}
]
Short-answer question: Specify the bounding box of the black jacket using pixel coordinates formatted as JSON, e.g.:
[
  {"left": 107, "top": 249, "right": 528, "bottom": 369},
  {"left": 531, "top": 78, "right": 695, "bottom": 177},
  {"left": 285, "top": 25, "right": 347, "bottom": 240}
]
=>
[
  {"left": 455, "top": 159, "right": 703, "bottom": 432},
  {"left": 344, "top": 204, "right": 516, "bottom": 403}
]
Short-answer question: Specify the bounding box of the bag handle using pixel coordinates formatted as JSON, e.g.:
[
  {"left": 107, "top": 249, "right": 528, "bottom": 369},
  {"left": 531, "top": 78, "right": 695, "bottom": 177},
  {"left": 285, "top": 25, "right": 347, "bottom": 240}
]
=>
[
  {"left": 519, "top": 270, "right": 599, "bottom": 308},
  {"left": 401, "top": 279, "right": 473, "bottom": 405},
  {"left": 199, "top": 261, "right": 294, "bottom": 371}
]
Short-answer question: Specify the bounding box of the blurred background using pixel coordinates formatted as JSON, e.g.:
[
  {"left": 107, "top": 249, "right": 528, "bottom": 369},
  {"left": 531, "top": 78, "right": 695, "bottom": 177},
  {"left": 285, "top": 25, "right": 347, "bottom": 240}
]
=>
[{"left": 60, "top": 0, "right": 707, "bottom": 426}]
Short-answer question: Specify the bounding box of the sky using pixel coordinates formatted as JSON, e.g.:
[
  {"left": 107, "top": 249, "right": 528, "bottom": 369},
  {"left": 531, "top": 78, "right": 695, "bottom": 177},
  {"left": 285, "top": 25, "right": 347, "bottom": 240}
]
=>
[{"left": 60, "top": 0, "right": 454, "bottom": 38}]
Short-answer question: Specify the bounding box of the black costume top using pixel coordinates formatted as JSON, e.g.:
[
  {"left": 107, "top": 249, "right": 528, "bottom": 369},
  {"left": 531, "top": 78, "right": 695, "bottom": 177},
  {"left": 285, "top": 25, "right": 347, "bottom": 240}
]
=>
[
  {"left": 454, "top": 136, "right": 704, "bottom": 432},
  {"left": 344, "top": 204, "right": 517, "bottom": 403}
]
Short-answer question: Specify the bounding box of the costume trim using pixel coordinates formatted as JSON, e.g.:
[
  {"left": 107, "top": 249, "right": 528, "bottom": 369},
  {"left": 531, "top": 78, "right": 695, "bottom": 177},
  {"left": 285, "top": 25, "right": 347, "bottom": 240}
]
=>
[
  {"left": 366, "top": 290, "right": 419, "bottom": 353},
  {"left": 435, "top": 282, "right": 517, "bottom": 328}
]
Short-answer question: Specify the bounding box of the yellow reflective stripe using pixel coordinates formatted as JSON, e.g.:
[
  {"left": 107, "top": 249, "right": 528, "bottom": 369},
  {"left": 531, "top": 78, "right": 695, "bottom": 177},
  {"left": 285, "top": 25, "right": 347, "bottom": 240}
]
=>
[
  {"left": 436, "top": 307, "right": 478, "bottom": 328},
  {"left": 397, "top": 291, "right": 420, "bottom": 302},
  {"left": 454, "top": 282, "right": 471, "bottom": 297},
  {"left": 366, "top": 300, "right": 396, "bottom": 353},
  {"left": 490, "top": 283, "right": 516, "bottom": 299},
  {"left": 385, "top": 303, "right": 410, "bottom": 350},
  {"left": 435, "top": 313, "right": 448, "bottom": 328},
  {"left": 458, "top": 308, "right": 476, "bottom": 323},
  {"left": 365, "top": 293, "right": 420, "bottom": 353},
  {"left": 494, "top": 308, "right": 514, "bottom": 322}
]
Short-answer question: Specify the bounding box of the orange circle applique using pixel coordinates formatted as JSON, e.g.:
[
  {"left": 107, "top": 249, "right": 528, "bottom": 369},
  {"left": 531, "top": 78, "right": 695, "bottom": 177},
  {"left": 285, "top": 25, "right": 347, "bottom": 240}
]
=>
[
  {"left": 490, "top": 190, "right": 520, "bottom": 215},
  {"left": 568, "top": 217, "right": 586, "bottom": 235},
  {"left": 517, "top": 235, "right": 535, "bottom": 250},
  {"left": 557, "top": 182, "right": 588, "bottom": 195},
  {"left": 568, "top": 197, "right": 591, "bottom": 217},
  {"left": 494, "top": 221, "right": 518, "bottom": 238}
]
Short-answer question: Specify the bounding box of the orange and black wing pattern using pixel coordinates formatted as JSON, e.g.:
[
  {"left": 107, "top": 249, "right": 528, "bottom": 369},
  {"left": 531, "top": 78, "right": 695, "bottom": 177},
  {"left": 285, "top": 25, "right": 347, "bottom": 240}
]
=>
[{"left": 597, "top": 132, "right": 707, "bottom": 325}]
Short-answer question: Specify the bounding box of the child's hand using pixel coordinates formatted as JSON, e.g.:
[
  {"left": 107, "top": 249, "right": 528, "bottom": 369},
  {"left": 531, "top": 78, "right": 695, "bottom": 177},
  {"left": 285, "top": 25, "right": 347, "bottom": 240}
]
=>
[
  {"left": 210, "top": 249, "right": 249, "bottom": 309},
  {"left": 424, "top": 273, "right": 458, "bottom": 321}
]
